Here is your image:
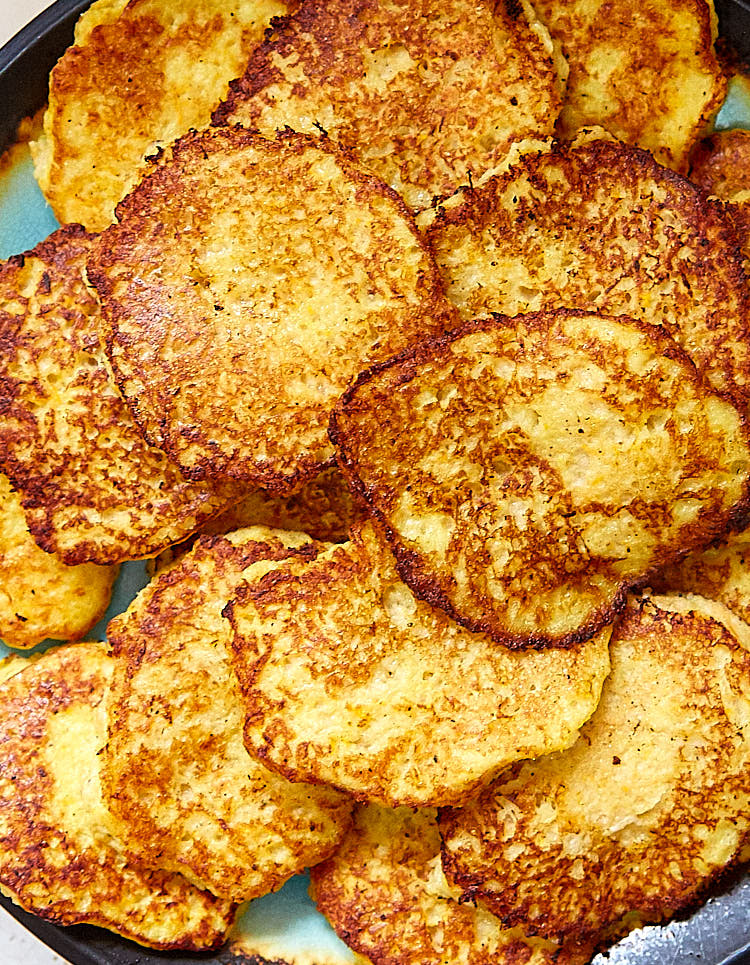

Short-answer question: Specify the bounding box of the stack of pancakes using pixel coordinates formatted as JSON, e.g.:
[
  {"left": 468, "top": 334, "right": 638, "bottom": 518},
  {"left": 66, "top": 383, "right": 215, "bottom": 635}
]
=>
[{"left": 0, "top": 0, "right": 749, "bottom": 960}]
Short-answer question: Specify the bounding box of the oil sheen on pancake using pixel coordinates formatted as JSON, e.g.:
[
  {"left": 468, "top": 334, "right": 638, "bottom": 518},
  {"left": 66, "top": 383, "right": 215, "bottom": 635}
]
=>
[
  {"left": 310, "top": 804, "right": 595, "bottom": 965},
  {"left": 439, "top": 594, "right": 750, "bottom": 943},
  {"left": 330, "top": 310, "right": 750, "bottom": 648},
  {"left": 0, "top": 642, "right": 237, "bottom": 949},
  {"left": 104, "top": 527, "right": 352, "bottom": 901},
  {"left": 532, "top": 0, "right": 725, "bottom": 171},
  {"left": 226, "top": 522, "right": 611, "bottom": 807},
  {"left": 422, "top": 132, "right": 750, "bottom": 405},
  {"left": 0, "top": 474, "right": 117, "bottom": 649},
  {"left": 213, "top": 0, "right": 566, "bottom": 211},
  {"left": 31, "top": 0, "right": 288, "bottom": 231},
  {"left": 0, "top": 225, "right": 241, "bottom": 565},
  {"left": 88, "top": 127, "right": 453, "bottom": 488}
]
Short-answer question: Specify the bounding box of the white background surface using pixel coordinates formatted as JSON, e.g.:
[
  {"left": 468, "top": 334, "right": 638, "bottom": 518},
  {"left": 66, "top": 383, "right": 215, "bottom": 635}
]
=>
[{"left": 0, "top": 4, "right": 71, "bottom": 961}]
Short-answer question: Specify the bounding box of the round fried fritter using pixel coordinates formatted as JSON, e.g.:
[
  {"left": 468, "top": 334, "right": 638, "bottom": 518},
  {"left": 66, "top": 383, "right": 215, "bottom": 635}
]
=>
[
  {"left": 331, "top": 311, "right": 750, "bottom": 648},
  {"left": 213, "top": 0, "right": 566, "bottom": 212},
  {"left": 31, "top": 0, "right": 288, "bottom": 231},
  {"left": 0, "top": 474, "right": 117, "bottom": 649},
  {"left": 226, "top": 522, "right": 611, "bottom": 807},
  {"left": 310, "top": 804, "right": 595, "bottom": 965},
  {"left": 104, "top": 526, "right": 352, "bottom": 901},
  {"left": 439, "top": 593, "right": 750, "bottom": 943},
  {"left": 532, "top": 0, "right": 725, "bottom": 171},
  {"left": 423, "top": 132, "right": 750, "bottom": 404},
  {"left": 88, "top": 127, "right": 454, "bottom": 488},
  {"left": 0, "top": 225, "right": 242, "bottom": 565},
  {"left": 0, "top": 641, "right": 237, "bottom": 950}
]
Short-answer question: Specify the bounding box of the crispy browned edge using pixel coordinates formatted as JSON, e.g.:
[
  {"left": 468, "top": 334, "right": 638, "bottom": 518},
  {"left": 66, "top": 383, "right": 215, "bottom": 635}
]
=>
[
  {"left": 87, "top": 125, "right": 455, "bottom": 490},
  {"left": 328, "top": 308, "right": 750, "bottom": 650}
]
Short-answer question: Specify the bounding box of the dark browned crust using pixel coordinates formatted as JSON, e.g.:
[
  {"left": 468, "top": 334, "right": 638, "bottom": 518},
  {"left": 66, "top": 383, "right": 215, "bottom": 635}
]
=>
[
  {"left": 425, "top": 136, "right": 750, "bottom": 407},
  {"left": 88, "top": 125, "right": 454, "bottom": 489},
  {"left": 330, "top": 309, "right": 750, "bottom": 649},
  {"left": 437, "top": 594, "right": 750, "bottom": 943}
]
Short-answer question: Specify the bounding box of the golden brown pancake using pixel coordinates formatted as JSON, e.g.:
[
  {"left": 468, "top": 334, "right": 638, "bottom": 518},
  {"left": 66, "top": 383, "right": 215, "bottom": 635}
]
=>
[
  {"left": 0, "top": 225, "right": 241, "bottom": 565},
  {"left": 88, "top": 127, "right": 453, "bottom": 488},
  {"left": 310, "top": 804, "right": 595, "bottom": 965},
  {"left": 532, "top": 0, "right": 725, "bottom": 171},
  {"left": 213, "top": 0, "right": 566, "bottom": 212},
  {"left": 0, "top": 642, "right": 237, "bottom": 949},
  {"left": 422, "top": 132, "right": 750, "bottom": 404},
  {"left": 226, "top": 522, "right": 611, "bottom": 807},
  {"left": 439, "top": 593, "right": 750, "bottom": 943},
  {"left": 331, "top": 310, "right": 750, "bottom": 648},
  {"left": 104, "top": 527, "right": 352, "bottom": 901},
  {"left": 31, "top": 0, "right": 288, "bottom": 231},
  {"left": 0, "top": 474, "right": 117, "bottom": 649}
]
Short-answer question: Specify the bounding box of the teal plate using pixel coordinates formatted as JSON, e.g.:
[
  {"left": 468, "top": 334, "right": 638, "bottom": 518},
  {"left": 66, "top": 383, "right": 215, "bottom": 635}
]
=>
[{"left": 0, "top": 2, "right": 749, "bottom": 963}]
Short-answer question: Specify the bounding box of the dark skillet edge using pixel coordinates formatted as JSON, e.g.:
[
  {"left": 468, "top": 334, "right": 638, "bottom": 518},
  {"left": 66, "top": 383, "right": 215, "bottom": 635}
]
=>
[
  {"left": 0, "top": 0, "right": 750, "bottom": 964},
  {"left": 716, "top": 0, "right": 750, "bottom": 59},
  {"left": 0, "top": 892, "right": 276, "bottom": 964},
  {"left": 0, "top": 0, "right": 90, "bottom": 155}
]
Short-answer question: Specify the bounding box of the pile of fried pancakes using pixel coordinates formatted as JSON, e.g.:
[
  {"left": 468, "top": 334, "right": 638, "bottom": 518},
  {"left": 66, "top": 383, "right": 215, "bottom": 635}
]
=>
[{"left": 1, "top": 0, "right": 750, "bottom": 961}]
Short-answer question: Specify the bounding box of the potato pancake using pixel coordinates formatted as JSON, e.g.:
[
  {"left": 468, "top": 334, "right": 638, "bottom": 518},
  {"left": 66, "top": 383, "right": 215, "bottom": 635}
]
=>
[
  {"left": 104, "top": 527, "right": 352, "bottom": 901},
  {"left": 439, "top": 594, "right": 750, "bottom": 943},
  {"left": 213, "top": 0, "right": 565, "bottom": 211},
  {"left": 31, "top": 0, "right": 288, "bottom": 231},
  {"left": 533, "top": 0, "right": 725, "bottom": 170},
  {"left": 690, "top": 128, "right": 750, "bottom": 203},
  {"left": 0, "top": 642, "right": 236, "bottom": 949},
  {"left": 331, "top": 310, "right": 750, "bottom": 647},
  {"left": 226, "top": 522, "right": 611, "bottom": 807},
  {"left": 423, "top": 132, "right": 750, "bottom": 404},
  {"left": 0, "top": 225, "right": 241, "bottom": 565},
  {"left": 88, "top": 127, "right": 453, "bottom": 488},
  {"left": 311, "top": 804, "right": 594, "bottom": 965}
]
